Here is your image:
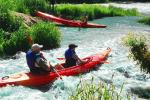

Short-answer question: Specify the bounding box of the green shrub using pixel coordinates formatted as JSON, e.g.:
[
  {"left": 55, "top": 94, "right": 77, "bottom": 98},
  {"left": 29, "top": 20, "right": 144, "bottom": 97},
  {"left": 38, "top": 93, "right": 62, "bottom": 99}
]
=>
[
  {"left": 139, "top": 16, "right": 150, "bottom": 25},
  {"left": 0, "top": 13, "right": 22, "bottom": 32},
  {"left": 0, "top": 45, "right": 4, "bottom": 57},
  {"left": 0, "top": 0, "right": 16, "bottom": 12},
  {"left": 122, "top": 33, "right": 150, "bottom": 73},
  {"left": 0, "top": 30, "right": 5, "bottom": 44},
  {"left": 14, "top": 0, "right": 30, "bottom": 14},
  {"left": 29, "top": 21, "right": 61, "bottom": 49},
  {"left": 0, "top": 0, "right": 22, "bottom": 32},
  {"left": 2, "top": 39, "right": 17, "bottom": 56},
  {"left": 23, "top": 0, "right": 50, "bottom": 15},
  {"left": 10, "top": 26, "right": 31, "bottom": 52},
  {"left": 2, "top": 26, "right": 31, "bottom": 56},
  {"left": 0, "top": 21, "right": 61, "bottom": 56}
]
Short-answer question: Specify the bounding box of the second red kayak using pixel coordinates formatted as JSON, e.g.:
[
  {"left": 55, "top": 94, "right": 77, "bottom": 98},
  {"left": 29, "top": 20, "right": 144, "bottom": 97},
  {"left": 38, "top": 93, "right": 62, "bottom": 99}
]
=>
[{"left": 36, "top": 11, "right": 107, "bottom": 28}]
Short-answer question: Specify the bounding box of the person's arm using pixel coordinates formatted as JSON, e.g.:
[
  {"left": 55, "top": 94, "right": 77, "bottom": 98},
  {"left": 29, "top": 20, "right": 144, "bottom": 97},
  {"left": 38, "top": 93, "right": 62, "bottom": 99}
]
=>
[
  {"left": 35, "top": 57, "right": 51, "bottom": 71},
  {"left": 72, "top": 53, "right": 87, "bottom": 65},
  {"left": 73, "top": 53, "right": 91, "bottom": 65},
  {"left": 40, "top": 52, "right": 47, "bottom": 61}
]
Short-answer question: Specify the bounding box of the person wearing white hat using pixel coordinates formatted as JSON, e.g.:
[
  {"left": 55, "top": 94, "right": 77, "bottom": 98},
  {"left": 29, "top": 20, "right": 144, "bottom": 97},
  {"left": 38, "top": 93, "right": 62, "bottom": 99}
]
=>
[{"left": 26, "top": 43, "right": 51, "bottom": 74}]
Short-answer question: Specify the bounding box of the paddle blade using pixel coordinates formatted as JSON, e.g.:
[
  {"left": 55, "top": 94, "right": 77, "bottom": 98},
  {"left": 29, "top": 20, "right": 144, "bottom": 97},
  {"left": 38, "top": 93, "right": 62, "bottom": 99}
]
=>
[{"left": 100, "top": 61, "right": 110, "bottom": 64}]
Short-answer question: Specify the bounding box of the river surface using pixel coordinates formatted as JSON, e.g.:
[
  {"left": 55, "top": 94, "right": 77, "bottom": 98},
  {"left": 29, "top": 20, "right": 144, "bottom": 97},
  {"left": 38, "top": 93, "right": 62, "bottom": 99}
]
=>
[{"left": 0, "top": 3, "right": 150, "bottom": 100}]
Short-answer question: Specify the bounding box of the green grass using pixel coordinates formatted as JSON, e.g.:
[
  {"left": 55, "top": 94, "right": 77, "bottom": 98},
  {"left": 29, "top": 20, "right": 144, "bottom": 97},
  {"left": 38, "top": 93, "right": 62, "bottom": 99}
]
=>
[
  {"left": 54, "top": 4, "right": 139, "bottom": 20},
  {"left": 68, "top": 78, "right": 130, "bottom": 100},
  {"left": 0, "top": 0, "right": 62, "bottom": 57},
  {"left": 22, "top": 0, "right": 50, "bottom": 15},
  {"left": 0, "top": 0, "right": 22, "bottom": 32},
  {"left": 2, "top": 26, "right": 31, "bottom": 56},
  {"left": 57, "top": 0, "right": 109, "bottom": 3},
  {"left": 29, "top": 21, "right": 61, "bottom": 49},
  {"left": 139, "top": 16, "right": 150, "bottom": 25},
  {"left": 0, "top": 0, "right": 50, "bottom": 16},
  {"left": 0, "top": 22, "right": 61, "bottom": 56},
  {"left": 122, "top": 32, "right": 150, "bottom": 73}
]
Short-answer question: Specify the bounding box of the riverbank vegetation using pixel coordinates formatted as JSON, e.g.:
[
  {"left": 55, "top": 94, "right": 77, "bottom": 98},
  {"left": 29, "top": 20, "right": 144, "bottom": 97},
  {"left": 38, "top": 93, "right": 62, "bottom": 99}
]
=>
[
  {"left": 139, "top": 16, "right": 150, "bottom": 25},
  {"left": 0, "top": 0, "right": 140, "bottom": 57},
  {"left": 0, "top": 22, "right": 61, "bottom": 57},
  {"left": 122, "top": 33, "right": 150, "bottom": 73},
  {"left": 54, "top": 4, "right": 139, "bottom": 20},
  {"left": 56, "top": 0, "right": 149, "bottom": 3},
  {"left": 0, "top": 0, "right": 61, "bottom": 57},
  {"left": 68, "top": 78, "right": 130, "bottom": 100}
]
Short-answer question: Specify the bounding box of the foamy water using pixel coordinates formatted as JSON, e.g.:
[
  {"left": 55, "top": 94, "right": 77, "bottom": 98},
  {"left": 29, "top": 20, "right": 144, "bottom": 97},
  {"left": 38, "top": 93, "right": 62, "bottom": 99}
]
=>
[{"left": 0, "top": 16, "right": 150, "bottom": 100}]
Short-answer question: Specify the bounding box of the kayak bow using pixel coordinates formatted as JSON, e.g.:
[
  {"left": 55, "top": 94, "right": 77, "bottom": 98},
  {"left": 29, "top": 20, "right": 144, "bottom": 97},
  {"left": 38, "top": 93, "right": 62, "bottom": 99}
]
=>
[{"left": 36, "top": 11, "right": 107, "bottom": 28}]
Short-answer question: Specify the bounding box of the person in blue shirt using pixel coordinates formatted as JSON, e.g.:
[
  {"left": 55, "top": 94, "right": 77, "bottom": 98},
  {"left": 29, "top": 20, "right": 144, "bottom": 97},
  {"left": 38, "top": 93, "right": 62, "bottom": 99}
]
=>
[
  {"left": 64, "top": 44, "right": 88, "bottom": 68},
  {"left": 26, "top": 44, "right": 51, "bottom": 74}
]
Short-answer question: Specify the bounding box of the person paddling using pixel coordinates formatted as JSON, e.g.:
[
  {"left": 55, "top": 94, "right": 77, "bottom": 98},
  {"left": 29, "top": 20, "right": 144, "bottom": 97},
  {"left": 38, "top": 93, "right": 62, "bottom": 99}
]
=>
[
  {"left": 81, "top": 15, "right": 88, "bottom": 24},
  {"left": 64, "top": 44, "right": 89, "bottom": 68},
  {"left": 26, "top": 43, "right": 53, "bottom": 74}
]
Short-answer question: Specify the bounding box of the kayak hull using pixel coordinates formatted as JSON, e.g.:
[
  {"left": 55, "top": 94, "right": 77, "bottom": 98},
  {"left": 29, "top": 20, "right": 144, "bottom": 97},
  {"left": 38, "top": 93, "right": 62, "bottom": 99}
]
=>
[
  {"left": 36, "top": 11, "right": 107, "bottom": 28},
  {"left": 0, "top": 48, "right": 111, "bottom": 87}
]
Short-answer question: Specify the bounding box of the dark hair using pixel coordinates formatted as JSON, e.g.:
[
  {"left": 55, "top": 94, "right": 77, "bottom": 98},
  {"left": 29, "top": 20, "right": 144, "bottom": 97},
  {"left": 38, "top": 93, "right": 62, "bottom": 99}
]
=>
[{"left": 69, "top": 44, "right": 78, "bottom": 49}]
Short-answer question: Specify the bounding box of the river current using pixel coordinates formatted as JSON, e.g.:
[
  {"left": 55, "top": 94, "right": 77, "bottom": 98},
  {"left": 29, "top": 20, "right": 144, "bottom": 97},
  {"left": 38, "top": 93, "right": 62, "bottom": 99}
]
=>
[{"left": 0, "top": 3, "right": 150, "bottom": 100}]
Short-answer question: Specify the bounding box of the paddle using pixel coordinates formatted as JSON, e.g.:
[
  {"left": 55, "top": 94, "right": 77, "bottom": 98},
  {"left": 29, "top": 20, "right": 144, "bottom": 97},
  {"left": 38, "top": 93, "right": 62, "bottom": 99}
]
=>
[
  {"left": 49, "top": 62, "right": 63, "bottom": 80},
  {"left": 78, "top": 22, "right": 82, "bottom": 31}
]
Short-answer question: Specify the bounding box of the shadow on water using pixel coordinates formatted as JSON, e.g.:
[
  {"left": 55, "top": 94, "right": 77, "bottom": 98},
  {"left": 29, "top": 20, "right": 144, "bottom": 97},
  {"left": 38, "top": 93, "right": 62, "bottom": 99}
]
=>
[
  {"left": 131, "top": 86, "right": 150, "bottom": 99},
  {"left": 28, "top": 81, "right": 55, "bottom": 92}
]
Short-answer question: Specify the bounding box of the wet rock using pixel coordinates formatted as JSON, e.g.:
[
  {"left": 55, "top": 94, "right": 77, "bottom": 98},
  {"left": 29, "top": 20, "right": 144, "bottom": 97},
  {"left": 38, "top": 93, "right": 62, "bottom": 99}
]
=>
[{"left": 131, "top": 86, "right": 150, "bottom": 99}]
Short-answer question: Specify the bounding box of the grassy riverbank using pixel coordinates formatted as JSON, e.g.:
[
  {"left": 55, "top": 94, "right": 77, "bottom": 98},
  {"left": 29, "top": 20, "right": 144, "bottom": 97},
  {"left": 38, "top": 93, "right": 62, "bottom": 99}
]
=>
[
  {"left": 139, "top": 16, "right": 150, "bottom": 25},
  {"left": 54, "top": 4, "right": 139, "bottom": 20},
  {"left": 0, "top": 0, "right": 61, "bottom": 57},
  {"left": 122, "top": 33, "right": 150, "bottom": 73},
  {"left": 56, "top": 0, "right": 148, "bottom": 3},
  {"left": 0, "top": 0, "right": 140, "bottom": 57}
]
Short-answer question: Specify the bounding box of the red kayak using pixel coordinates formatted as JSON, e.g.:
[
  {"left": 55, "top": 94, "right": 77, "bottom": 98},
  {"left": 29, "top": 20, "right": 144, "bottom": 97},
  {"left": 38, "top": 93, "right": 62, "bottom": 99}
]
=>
[
  {"left": 0, "top": 48, "right": 111, "bottom": 87},
  {"left": 36, "top": 11, "right": 107, "bottom": 28}
]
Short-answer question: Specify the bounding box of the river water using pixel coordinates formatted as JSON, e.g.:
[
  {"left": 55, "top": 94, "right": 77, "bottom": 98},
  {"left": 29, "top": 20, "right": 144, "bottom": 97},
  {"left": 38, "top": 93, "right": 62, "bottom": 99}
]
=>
[{"left": 0, "top": 3, "right": 150, "bottom": 100}]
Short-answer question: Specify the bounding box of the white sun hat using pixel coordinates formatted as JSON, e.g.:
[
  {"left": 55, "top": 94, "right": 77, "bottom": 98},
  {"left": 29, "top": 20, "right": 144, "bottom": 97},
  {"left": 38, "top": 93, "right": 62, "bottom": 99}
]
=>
[{"left": 31, "top": 43, "right": 43, "bottom": 51}]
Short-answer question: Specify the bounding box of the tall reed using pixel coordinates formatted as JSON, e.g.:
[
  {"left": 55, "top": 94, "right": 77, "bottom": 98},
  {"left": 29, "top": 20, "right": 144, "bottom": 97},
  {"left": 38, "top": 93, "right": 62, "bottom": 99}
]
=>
[{"left": 68, "top": 78, "right": 130, "bottom": 100}]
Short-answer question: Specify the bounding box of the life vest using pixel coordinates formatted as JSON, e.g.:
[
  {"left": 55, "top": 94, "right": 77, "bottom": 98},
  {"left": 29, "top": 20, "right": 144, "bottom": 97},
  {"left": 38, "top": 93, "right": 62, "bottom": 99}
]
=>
[
  {"left": 26, "top": 50, "right": 39, "bottom": 72},
  {"left": 64, "top": 49, "right": 77, "bottom": 67}
]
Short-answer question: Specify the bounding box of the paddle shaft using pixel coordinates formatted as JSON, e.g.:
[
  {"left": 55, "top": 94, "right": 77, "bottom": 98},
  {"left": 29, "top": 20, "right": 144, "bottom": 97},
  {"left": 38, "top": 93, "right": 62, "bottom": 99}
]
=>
[{"left": 49, "top": 62, "right": 62, "bottom": 79}]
